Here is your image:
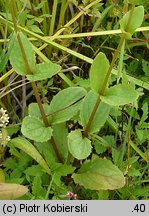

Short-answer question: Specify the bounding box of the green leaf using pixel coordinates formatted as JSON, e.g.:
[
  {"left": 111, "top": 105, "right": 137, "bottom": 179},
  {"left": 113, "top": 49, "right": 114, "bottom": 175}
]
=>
[
  {"left": 52, "top": 163, "right": 75, "bottom": 176},
  {"left": 7, "top": 178, "right": 25, "bottom": 185},
  {"left": 72, "top": 157, "right": 125, "bottom": 190},
  {"left": 136, "top": 129, "right": 148, "bottom": 142},
  {"left": 94, "top": 135, "right": 116, "bottom": 150},
  {"left": 90, "top": 52, "right": 110, "bottom": 94},
  {"left": 139, "top": 102, "right": 148, "bottom": 126},
  {"left": 128, "top": 167, "right": 141, "bottom": 177},
  {"left": 24, "top": 165, "right": 44, "bottom": 177},
  {"left": 133, "top": 186, "right": 149, "bottom": 197},
  {"left": 35, "top": 141, "right": 57, "bottom": 166},
  {"left": 9, "top": 137, "right": 51, "bottom": 175},
  {"left": 0, "top": 37, "right": 14, "bottom": 73},
  {"left": 52, "top": 163, "right": 75, "bottom": 187},
  {"left": 34, "top": 1, "right": 46, "bottom": 10},
  {"left": 7, "top": 125, "right": 20, "bottom": 136},
  {"left": 48, "top": 87, "right": 87, "bottom": 124},
  {"left": 9, "top": 32, "right": 36, "bottom": 75},
  {"left": 93, "top": 139, "right": 107, "bottom": 154},
  {"left": 52, "top": 123, "right": 68, "bottom": 162},
  {"left": 74, "top": 76, "right": 90, "bottom": 89},
  {"left": 68, "top": 130, "right": 92, "bottom": 160},
  {"left": 21, "top": 116, "right": 52, "bottom": 142},
  {"left": 97, "top": 190, "right": 109, "bottom": 200},
  {"left": 142, "top": 59, "right": 149, "bottom": 76},
  {"left": 0, "top": 183, "right": 28, "bottom": 200},
  {"left": 120, "top": 6, "right": 144, "bottom": 36},
  {"left": 100, "top": 84, "right": 139, "bottom": 106},
  {"left": 29, "top": 25, "right": 44, "bottom": 35},
  {"left": 80, "top": 90, "right": 111, "bottom": 133},
  {"left": 27, "top": 62, "right": 61, "bottom": 81},
  {"left": 112, "top": 148, "right": 121, "bottom": 166},
  {"left": 28, "top": 103, "right": 51, "bottom": 118},
  {"left": 32, "top": 176, "right": 43, "bottom": 197}
]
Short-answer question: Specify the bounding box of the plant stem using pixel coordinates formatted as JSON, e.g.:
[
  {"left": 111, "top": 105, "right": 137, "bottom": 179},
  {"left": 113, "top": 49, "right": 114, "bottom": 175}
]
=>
[
  {"left": 9, "top": 0, "right": 62, "bottom": 163},
  {"left": 84, "top": 36, "right": 125, "bottom": 136},
  {"left": 84, "top": 0, "right": 137, "bottom": 136},
  {"left": 117, "top": 39, "right": 125, "bottom": 84},
  {"left": 45, "top": 174, "right": 55, "bottom": 200},
  {"left": 84, "top": 95, "right": 101, "bottom": 136},
  {"left": 130, "top": 140, "right": 149, "bottom": 163},
  {"left": 57, "top": 0, "right": 68, "bottom": 30},
  {"left": 49, "top": 0, "right": 58, "bottom": 36},
  {"left": 48, "top": 0, "right": 58, "bottom": 56},
  {"left": 10, "top": 0, "right": 49, "bottom": 126},
  {"left": 125, "top": 0, "right": 136, "bottom": 32},
  {"left": 41, "top": 0, "right": 49, "bottom": 35}
]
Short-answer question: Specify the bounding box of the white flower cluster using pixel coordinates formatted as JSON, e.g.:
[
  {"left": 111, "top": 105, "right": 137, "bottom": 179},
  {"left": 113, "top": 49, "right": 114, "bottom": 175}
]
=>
[
  {"left": 0, "top": 108, "right": 10, "bottom": 146},
  {"left": 0, "top": 108, "right": 9, "bottom": 128}
]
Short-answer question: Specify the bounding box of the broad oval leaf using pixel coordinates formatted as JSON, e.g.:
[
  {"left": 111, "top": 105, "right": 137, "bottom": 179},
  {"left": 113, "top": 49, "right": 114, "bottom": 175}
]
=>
[
  {"left": 100, "top": 84, "right": 139, "bottom": 106},
  {"left": 9, "top": 137, "right": 51, "bottom": 175},
  {"left": 9, "top": 32, "right": 36, "bottom": 75},
  {"left": 21, "top": 116, "right": 53, "bottom": 142},
  {"left": 0, "top": 183, "right": 28, "bottom": 200},
  {"left": 68, "top": 130, "right": 92, "bottom": 160},
  {"left": 72, "top": 157, "right": 125, "bottom": 190},
  {"left": 28, "top": 103, "right": 51, "bottom": 118},
  {"left": 120, "top": 6, "right": 144, "bottom": 36},
  {"left": 80, "top": 90, "right": 111, "bottom": 133},
  {"left": 90, "top": 52, "right": 110, "bottom": 94},
  {"left": 27, "top": 62, "right": 61, "bottom": 81},
  {"left": 48, "top": 87, "right": 87, "bottom": 124}
]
